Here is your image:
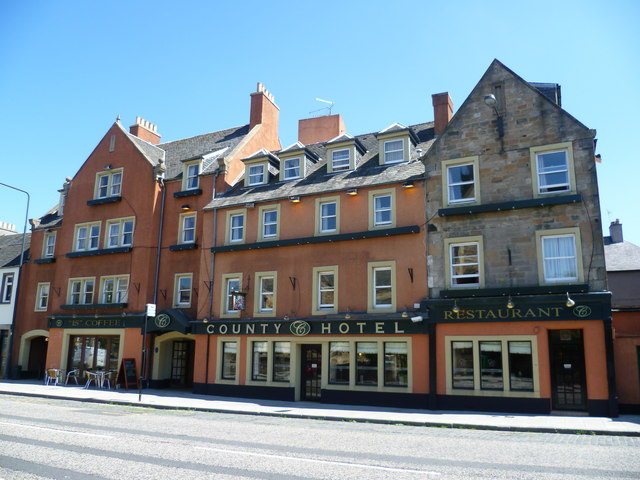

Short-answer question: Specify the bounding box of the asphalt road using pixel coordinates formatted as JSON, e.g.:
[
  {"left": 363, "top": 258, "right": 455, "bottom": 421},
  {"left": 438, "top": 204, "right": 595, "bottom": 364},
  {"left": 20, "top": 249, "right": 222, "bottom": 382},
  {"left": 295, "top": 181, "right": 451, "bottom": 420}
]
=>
[{"left": 0, "top": 394, "right": 638, "bottom": 480}]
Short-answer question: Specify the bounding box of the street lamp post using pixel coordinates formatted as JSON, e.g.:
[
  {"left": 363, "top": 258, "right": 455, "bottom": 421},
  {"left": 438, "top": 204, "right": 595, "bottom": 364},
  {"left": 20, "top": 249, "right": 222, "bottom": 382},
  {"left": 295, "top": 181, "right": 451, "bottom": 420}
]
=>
[{"left": 0, "top": 182, "right": 30, "bottom": 380}]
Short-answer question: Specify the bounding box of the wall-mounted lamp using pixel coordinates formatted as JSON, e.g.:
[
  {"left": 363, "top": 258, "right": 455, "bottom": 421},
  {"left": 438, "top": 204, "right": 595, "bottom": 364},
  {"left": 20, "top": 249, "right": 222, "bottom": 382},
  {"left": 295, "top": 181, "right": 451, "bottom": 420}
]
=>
[
  {"left": 345, "top": 312, "right": 352, "bottom": 320},
  {"left": 288, "top": 195, "right": 300, "bottom": 203},
  {"left": 346, "top": 188, "right": 358, "bottom": 196},
  {"left": 203, "top": 318, "right": 209, "bottom": 323},
  {"left": 506, "top": 295, "right": 515, "bottom": 309},
  {"left": 566, "top": 292, "right": 575, "bottom": 308},
  {"left": 452, "top": 301, "right": 460, "bottom": 313},
  {"left": 245, "top": 202, "right": 255, "bottom": 208},
  {"left": 402, "top": 180, "right": 415, "bottom": 189},
  {"left": 103, "top": 165, "right": 112, "bottom": 170},
  {"left": 181, "top": 205, "right": 191, "bottom": 211},
  {"left": 483, "top": 94, "right": 504, "bottom": 137},
  {"left": 283, "top": 314, "right": 289, "bottom": 321},
  {"left": 401, "top": 311, "right": 409, "bottom": 318}
]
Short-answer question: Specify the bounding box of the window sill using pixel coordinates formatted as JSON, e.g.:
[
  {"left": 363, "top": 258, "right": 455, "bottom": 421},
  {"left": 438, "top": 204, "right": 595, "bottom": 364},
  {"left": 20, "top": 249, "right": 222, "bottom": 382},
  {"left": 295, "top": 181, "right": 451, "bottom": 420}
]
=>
[
  {"left": 60, "top": 303, "right": 128, "bottom": 310},
  {"left": 35, "top": 257, "right": 55, "bottom": 264},
  {"left": 212, "top": 225, "right": 420, "bottom": 253},
  {"left": 169, "top": 243, "right": 197, "bottom": 251},
  {"left": 87, "top": 196, "right": 122, "bottom": 206},
  {"left": 438, "top": 194, "right": 582, "bottom": 217},
  {"left": 174, "top": 189, "right": 202, "bottom": 198},
  {"left": 66, "top": 247, "right": 132, "bottom": 258}
]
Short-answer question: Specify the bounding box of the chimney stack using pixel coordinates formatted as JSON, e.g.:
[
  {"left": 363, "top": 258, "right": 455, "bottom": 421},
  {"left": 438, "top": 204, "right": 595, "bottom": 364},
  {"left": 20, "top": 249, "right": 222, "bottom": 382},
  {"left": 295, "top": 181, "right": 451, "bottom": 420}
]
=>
[
  {"left": 129, "top": 117, "right": 161, "bottom": 145},
  {"left": 609, "top": 219, "right": 623, "bottom": 244},
  {"left": 298, "top": 114, "right": 346, "bottom": 145},
  {"left": 432, "top": 92, "right": 453, "bottom": 135},
  {"left": 249, "top": 83, "right": 280, "bottom": 151}
]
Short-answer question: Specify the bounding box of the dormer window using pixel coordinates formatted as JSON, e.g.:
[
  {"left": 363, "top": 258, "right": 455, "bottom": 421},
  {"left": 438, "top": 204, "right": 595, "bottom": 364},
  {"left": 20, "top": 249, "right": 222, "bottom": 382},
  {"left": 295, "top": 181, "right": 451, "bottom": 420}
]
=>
[
  {"left": 376, "top": 124, "right": 417, "bottom": 166},
  {"left": 383, "top": 139, "right": 404, "bottom": 164},
  {"left": 331, "top": 149, "right": 350, "bottom": 171},
  {"left": 248, "top": 164, "right": 266, "bottom": 185},
  {"left": 283, "top": 157, "right": 301, "bottom": 180},
  {"left": 183, "top": 161, "right": 200, "bottom": 190},
  {"left": 95, "top": 169, "right": 123, "bottom": 199}
]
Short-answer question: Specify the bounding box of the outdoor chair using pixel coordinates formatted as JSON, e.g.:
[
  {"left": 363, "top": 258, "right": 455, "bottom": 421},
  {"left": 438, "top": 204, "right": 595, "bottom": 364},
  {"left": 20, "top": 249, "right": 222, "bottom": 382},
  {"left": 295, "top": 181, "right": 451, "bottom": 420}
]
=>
[
  {"left": 45, "top": 368, "right": 59, "bottom": 386},
  {"left": 84, "top": 371, "right": 99, "bottom": 389},
  {"left": 65, "top": 369, "right": 80, "bottom": 385}
]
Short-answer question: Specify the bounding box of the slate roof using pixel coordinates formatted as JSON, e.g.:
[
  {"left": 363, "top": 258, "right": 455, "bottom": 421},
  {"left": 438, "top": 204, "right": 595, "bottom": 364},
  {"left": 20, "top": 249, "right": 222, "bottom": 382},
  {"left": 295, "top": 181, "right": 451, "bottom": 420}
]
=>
[
  {"left": 30, "top": 205, "right": 62, "bottom": 231},
  {"left": 206, "top": 122, "right": 434, "bottom": 209},
  {"left": 0, "top": 232, "right": 31, "bottom": 267},
  {"left": 604, "top": 241, "right": 640, "bottom": 271},
  {"left": 159, "top": 125, "right": 251, "bottom": 179}
]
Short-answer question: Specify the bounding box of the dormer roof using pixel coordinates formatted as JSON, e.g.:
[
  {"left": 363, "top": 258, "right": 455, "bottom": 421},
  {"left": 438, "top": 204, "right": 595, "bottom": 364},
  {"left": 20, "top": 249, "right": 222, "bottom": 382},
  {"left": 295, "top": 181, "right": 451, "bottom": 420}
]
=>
[
  {"left": 376, "top": 122, "right": 420, "bottom": 145},
  {"left": 325, "top": 133, "right": 367, "bottom": 155}
]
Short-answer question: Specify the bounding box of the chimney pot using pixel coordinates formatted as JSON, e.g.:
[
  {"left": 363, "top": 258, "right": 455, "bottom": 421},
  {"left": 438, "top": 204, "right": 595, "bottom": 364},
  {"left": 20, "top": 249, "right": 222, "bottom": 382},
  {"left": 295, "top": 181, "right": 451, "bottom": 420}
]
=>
[
  {"left": 609, "top": 219, "right": 623, "bottom": 244},
  {"left": 129, "top": 116, "right": 161, "bottom": 145}
]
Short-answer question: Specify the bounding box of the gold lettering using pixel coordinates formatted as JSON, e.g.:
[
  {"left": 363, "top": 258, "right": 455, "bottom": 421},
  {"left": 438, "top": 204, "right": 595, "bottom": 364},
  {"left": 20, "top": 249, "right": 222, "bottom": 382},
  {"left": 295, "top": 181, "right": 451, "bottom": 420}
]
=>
[
  {"left": 476, "top": 310, "right": 485, "bottom": 319},
  {"left": 375, "top": 322, "right": 384, "bottom": 333},
  {"left": 551, "top": 307, "right": 562, "bottom": 317},
  {"left": 538, "top": 308, "right": 550, "bottom": 318},
  {"left": 322, "top": 323, "right": 331, "bottom": 334},
  {"left": 232, "top": 324, "right": 241, "bottom": 334},
  {"left": 339, "top": 322, "right": 349, "bottom": 334},
  {"left": 444, "top": 311, "right": 453, "bottom": 320},
  {"left": 356, "top": 322, "right": 366, "bottom": 333},
  {"left": 246, "top": 324, "right": 254, "bottom": 334},
  {"left": 524, "top": 309, "right": 536, "bottom": 318},
  {"left": 394, "top": 322, "right": 405, "bottom": 334},
  {"left": 511, "top": 309, "right": 523, "bottom": 318},
  {"left": 219, "top": 324, "right": 228, "bottom": 334},
  {"left": 486, "top": 310, "right": 496, "bottom": 319},
  {"left": 465, "top": 310, "right": 475, "bottom": 320},
  {"left": 498, "top": 309, "right": 509, "bottom": 319}
]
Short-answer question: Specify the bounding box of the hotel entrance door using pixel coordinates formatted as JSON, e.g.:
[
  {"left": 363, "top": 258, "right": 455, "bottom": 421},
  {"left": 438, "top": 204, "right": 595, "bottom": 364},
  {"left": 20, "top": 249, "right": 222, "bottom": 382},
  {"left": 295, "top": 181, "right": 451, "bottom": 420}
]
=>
[{"left": 301, "top": 345, "right": 321, "bottom": 401}]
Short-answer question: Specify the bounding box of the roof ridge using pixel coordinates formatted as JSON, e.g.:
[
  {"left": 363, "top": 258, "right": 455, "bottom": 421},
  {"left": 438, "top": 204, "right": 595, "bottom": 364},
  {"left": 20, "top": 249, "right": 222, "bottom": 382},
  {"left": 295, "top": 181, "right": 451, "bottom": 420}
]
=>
[{"left": 159, "top": 124, "right": 249, "bottom": 147}]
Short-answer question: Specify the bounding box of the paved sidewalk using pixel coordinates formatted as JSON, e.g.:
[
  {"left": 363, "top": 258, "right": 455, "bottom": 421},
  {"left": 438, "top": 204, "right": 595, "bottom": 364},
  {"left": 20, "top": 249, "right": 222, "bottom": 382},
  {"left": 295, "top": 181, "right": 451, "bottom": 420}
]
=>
[{"left": 1, "top": 379, "right": 639, "bottom": 436}]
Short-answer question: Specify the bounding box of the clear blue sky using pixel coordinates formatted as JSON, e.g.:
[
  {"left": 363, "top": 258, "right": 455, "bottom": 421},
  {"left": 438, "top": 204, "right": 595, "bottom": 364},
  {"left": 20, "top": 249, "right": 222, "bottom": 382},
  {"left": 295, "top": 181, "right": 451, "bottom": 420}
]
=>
[{"left": 1, "top": 1, "right": 638, "bottom": 246}]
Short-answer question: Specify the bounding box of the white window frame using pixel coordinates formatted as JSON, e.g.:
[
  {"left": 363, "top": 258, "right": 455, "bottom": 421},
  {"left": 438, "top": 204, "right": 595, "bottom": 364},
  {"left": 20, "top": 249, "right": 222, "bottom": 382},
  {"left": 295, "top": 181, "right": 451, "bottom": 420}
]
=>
[
  {"left": 442, "top": 157, "right": 479, "bottom": 205},
  {"left": 184, "top": 162, "right": 200, "bottom": 190},
  {"left": 331, "top": 149, "right": 350, "bottom": 172},
  {"left": 373, "top": 194, "right": 392, "bottom": 227},
  {"left": 254, "top": 271, "right": 277, "bottom": 317},
  {"left": 35, "top": 282, "right": 50, "bottom": 311},
  {"left": 258, "top": 205, "right": 280, "bottom": 241},
  {"left": 220, "top": 273, "right": 243, "bottom": 318},
  {"left": 100, "top": 275, "right": 129, "bottom": 304},
  {"left": 95, "top": 169, "right": 123, "bottom": 199},
  {"left": 225, "top": 209, "right": 246, "bottom": 245},
  {"left": 174, "top": 274, "right": 193, "bottom": 307},
  {"left": 312, "top": 266, "right": 338, "bottom": 315},
  {"left": 449, "top": 242, "right": 480, "bottom": 287},
  {"left": 68, "top": 277, "right": 95, "bottom": 305},
  {"left": 444, "top": 236, "right": 484, "bottom": 289},
  {"left": 74, "top": 223, "right": 101, "bottom": 252},
  {"left": 367, "top": 261, "right": 396, "bottom": 313},
  {"left": 368, "top": 188, "right": 396, "bottom": 230},
  {"left": 319, "top": 201, "right": 337, "bottom": 233},
  {"left": 1, "top": 273, "right": 14, "bottom": 303},
  {"left": 283, "top": 157, "right": 301, "bottom": 180},
  {"left": 106, "top": 218, "right": 134, "bottom": 248},
  {"left": 43, "top": 232, "right": 56, "bottom": 258},
  {"left": 248, "top": 164, "right": 266, "bottom": 186},
  {"left": 179, "top": 213, "right": 196, "bottom": 244},
  {"left": 383, "top": 138, "right": 404, "bottom": 164},
  {"left": 530, "top": 142, "right": 576, "bottom": 198},
  {"left": 229, "top": 214, "right": 244, "bottom": 243},
  {"left": 536, "top": 229, "right": 583, "bottom": 284}
]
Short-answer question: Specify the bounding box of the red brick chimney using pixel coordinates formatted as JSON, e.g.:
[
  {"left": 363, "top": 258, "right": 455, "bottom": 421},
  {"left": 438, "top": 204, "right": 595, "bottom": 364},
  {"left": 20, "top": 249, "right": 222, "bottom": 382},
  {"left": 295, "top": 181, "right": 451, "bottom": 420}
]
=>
[
  {"left": 250, "top": 83, "right": 279, "bottom": 130},
  {"left": 432, "top": 92, "right": 453, "bottom": 135},
  {"left": 129, "top": 117, "right": 161, "bottom": 145},
  {"left": 298, "top": 114, "right": 346, "bottom": 145}
]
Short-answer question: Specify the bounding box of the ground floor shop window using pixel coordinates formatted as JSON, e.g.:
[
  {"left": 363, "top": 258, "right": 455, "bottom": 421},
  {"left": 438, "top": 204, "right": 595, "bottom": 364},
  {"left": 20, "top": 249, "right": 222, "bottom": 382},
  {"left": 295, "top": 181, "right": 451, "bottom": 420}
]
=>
[
  {"left": 273, "top": 342, "right": 290, "bottom": 382},
  {"left": 329, "top": 340, "right": 410, "bottom": 389},
  {"left": 448, "top": 336, "right": 536, "bottom": 395},
  {"left": 68, "top": 335, "right": 120, "bottom": 373},
  {"left": 252, "top": 341, "right": 268, "bottom": 381},
  {"left": 221, "top": 342, "right": 237, "bottom": 380}
]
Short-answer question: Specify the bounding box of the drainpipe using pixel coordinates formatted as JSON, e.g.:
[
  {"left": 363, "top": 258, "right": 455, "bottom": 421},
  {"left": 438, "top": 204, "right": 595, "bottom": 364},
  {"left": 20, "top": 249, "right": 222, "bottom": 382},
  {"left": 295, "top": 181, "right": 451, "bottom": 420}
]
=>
[
  {"left": 603, "top": 314, "right": 619, "bottom": 417},
  {"left": 205, "top": 170, "right": 220, "bottom": 390},
  {"left": 140, "top": 170, "right": 166, "bottom": 400}
]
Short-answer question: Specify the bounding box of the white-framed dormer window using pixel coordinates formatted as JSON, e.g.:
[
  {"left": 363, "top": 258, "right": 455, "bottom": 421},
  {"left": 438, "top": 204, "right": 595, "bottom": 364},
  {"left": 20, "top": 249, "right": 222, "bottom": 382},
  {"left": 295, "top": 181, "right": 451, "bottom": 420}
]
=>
[
  {"left": 331, "top": 149, "right": 350, "bottom": 172},
  {"left": 183, "top": 162, "right": 200, "bottom": 190},
  {"left": 283, "top": 157, "right": 301, "bottom": 180},
  {"left": 95, "top": 169, "right": 123, "bottom": 199},
  {"left": 179, "top": 213, "right": 196, "bottom": 244},
  {"left": 43, "top": 231, "right": 56, "bottom": 258},
  {"left": 248, "top": 164, "right": 266, "bottom": 185},
  {"left": 383, "top": 139, "right": 404, "bottom": 164},
  {"left": 74, "top": 223, "right": 101, "bottom": 252},
  {"left": 106, "top": 218, "right": 134, "bottom": 248}
]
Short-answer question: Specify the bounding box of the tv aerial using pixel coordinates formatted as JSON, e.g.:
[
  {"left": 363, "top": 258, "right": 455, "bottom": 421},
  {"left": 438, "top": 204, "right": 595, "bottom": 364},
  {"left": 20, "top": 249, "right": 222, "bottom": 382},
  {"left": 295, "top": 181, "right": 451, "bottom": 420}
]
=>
[{"left": 310, "top": 97, "right": 334, "bottom": 115}]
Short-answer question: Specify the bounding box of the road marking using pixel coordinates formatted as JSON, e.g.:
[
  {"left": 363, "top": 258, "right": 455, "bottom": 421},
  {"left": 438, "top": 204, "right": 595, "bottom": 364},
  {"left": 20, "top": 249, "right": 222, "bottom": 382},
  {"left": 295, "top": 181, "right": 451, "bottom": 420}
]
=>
[
  {"left": 195, "top": 446, "right": 440, "bottom": 475},
  {"left": 0, "top": 421, "right": 113, "bottom": 439}
]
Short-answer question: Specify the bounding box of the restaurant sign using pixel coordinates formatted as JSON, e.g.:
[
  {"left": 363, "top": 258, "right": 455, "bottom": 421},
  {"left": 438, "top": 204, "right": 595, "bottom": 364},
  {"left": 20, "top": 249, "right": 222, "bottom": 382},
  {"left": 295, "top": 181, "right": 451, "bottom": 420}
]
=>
[
  {"left": 192, "top": 318, "right": 428, "bottom": 336},
  {"left": 438, "top": 303, "right": 603, "bottom": 322}
]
